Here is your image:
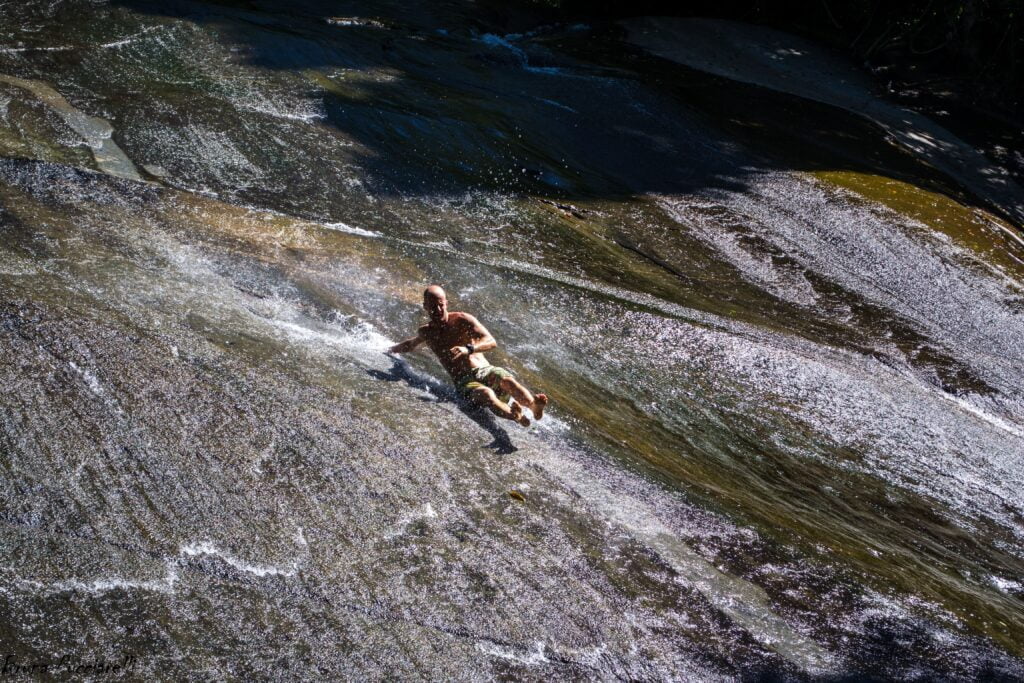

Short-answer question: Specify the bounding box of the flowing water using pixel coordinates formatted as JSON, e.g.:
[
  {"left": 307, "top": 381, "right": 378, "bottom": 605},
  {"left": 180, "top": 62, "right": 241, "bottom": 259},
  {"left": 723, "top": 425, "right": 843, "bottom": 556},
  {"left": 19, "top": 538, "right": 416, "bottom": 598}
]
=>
[{"left": 1, "top": 1, "right": 1023, "bottom": 679}]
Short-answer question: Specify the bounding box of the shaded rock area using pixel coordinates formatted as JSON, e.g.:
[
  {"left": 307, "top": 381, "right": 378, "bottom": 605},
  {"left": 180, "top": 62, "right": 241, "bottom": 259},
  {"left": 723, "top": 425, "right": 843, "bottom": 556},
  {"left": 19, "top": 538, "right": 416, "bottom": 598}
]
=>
[{"left": 622, "top": 17, "right": 1024, "bottom": 228}]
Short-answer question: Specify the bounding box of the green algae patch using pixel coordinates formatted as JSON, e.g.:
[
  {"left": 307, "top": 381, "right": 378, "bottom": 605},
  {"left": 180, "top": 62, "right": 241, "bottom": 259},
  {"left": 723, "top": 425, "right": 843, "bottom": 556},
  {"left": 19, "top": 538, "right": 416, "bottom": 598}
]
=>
[
  {"left": 0, "top": 84, "right": 96, "bottom": 169},
  {"left": 305, "top": 68, "right": 396, "bottom": 104},
  {"left": 816, "top": 170, "right": 1024, "bottom": 283}
]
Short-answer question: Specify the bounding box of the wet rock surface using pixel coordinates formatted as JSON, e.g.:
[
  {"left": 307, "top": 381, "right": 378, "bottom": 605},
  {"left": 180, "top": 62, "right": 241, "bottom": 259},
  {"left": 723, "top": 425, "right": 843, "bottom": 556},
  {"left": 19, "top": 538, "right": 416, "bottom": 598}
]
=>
[{"left": 1, "top": 1, "right": 1023, "bottom": 678}]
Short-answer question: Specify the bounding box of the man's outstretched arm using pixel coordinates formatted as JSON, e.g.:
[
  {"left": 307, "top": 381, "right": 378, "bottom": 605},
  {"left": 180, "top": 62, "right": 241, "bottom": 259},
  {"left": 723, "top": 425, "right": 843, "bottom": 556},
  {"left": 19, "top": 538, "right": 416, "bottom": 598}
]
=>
[{"left": 388, "top": 334, "right": 424, "bottom": 354}]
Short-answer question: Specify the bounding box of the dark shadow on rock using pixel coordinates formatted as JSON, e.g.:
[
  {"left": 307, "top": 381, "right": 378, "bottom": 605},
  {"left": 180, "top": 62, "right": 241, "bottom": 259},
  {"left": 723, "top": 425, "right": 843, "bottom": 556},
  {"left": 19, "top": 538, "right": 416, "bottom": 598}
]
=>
[
  {"left": 367, "top": 356, "right": 517, "bottom": 455},
  {"left": 96, "top": 0, "right": 981, "bottom": 217}
]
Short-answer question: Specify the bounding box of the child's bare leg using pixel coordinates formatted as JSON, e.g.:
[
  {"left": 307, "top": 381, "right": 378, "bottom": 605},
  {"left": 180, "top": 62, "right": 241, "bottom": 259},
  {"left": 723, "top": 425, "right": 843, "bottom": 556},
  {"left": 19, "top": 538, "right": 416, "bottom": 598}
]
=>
[
  {"left": 499, "top": 377, "right": 547, "bottom": 420},
  {"left": 469, "top": 387, "right": 529, "bottom": 426}
]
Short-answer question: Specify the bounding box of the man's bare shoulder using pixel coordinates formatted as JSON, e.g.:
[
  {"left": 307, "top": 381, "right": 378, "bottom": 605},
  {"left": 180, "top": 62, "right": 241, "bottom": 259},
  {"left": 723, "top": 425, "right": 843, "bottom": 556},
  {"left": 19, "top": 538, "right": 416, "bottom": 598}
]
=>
[{"left": 449, "top": 311, "right": 479, "bottom": 325}]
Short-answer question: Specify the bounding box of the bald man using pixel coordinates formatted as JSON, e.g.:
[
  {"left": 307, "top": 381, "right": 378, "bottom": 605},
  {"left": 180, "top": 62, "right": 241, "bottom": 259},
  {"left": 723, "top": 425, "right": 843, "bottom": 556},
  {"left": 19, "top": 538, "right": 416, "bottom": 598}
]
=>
[{"left": 388, "top": 285, "right": 547, "bottom": 427}]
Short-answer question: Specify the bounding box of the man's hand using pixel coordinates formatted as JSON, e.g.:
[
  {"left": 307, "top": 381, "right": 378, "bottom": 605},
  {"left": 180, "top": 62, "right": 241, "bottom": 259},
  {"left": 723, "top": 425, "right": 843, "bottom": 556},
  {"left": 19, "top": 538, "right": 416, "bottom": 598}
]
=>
[
  {"left": 389, "top": 335, "right": 423, "bottom": 354},
  {"left": 448, "top": 345, "right": 470, "bottom": 361}
]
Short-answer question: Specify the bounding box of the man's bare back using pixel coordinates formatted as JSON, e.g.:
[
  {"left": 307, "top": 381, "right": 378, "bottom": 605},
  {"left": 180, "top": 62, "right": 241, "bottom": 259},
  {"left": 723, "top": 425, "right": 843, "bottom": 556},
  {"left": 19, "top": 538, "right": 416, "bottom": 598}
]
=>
[{"left": 388, "top": 285, "right": 547, "bottom": 427}]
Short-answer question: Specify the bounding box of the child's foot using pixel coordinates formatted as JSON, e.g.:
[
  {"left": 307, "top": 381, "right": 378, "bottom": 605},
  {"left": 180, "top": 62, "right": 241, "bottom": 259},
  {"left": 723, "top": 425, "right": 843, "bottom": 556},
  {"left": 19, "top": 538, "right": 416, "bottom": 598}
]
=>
[
  {"left": 531, "top": 393, "right": 548, "bottom": 420},
  {"left": 510, "top": 401, "right": 531, "bottom": 427}
]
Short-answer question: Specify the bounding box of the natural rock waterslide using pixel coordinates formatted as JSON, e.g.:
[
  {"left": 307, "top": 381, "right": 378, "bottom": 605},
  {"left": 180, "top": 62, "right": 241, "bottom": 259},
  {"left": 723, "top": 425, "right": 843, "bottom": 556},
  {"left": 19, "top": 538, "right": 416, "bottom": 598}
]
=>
[{"left": 1, "top": 1, "right": 1022, "bottom": 679}]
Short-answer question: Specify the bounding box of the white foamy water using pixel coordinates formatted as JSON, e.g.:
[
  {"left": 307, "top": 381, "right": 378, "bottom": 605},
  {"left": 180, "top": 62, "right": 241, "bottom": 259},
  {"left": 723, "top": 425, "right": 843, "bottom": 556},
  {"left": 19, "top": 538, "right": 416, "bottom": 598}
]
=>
[
  {"left": 658, "top": 171, "right": 1024, "bottom": 406},
  {"left": 99, "top": 24, "right": 168, "bottom": 50},
  {"left": 991, "top": 576, "right": 1022, "bottom": 594},
  {"left": 5, "top": 562, "right": 181, "bottom": 596},
  {"left": 66, "top": 360, "right": 104, "bottom": 396},
  {"left": 322, "top": 221, "right": 380, "bottom": 237},
  {"left": 179, "top": 542, "right": 298, "bottom": 578},
  {"left": 225, "top": 88, "right": 326, "bottom": 124},
  {"left": 0, "top": 44, "right": 74, "bottom": 53},
  {"left": 48, "top": 568, "right": 180, "bottom": 595},
  {"left": 475, "top": 640, "right": 550, "bottom": 666},
  {"left": 263, "top": 316, "right": 394, "bottom": 365},
  {"left": 385, "top": 503, "right": 439, "bottom": 540}
]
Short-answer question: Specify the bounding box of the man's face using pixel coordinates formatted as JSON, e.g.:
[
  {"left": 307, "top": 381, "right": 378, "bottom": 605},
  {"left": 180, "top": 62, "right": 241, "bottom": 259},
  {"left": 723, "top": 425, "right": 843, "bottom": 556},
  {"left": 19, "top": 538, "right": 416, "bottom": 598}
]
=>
[{"left": 424, "top": 291, "right": 448, "bottom": 322}]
